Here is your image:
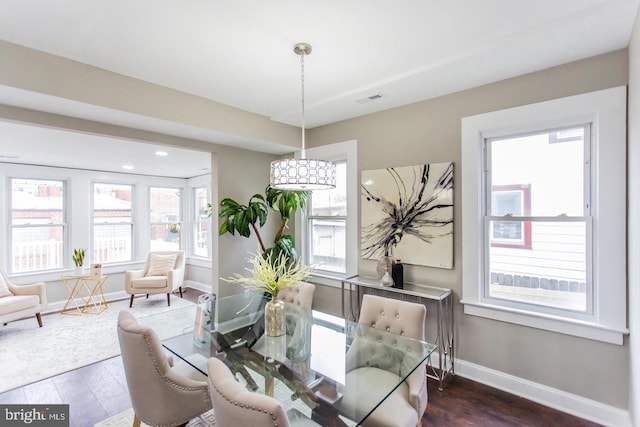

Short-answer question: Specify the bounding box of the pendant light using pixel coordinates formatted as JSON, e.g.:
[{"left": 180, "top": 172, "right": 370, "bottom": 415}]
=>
[{"left": 270, "top": 43, "right": 336, "bottom": 190}]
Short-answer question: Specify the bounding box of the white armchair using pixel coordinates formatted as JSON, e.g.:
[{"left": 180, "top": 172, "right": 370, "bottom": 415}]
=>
[
  {"left": 339, "top": 294, "right": 428, "bottom": 427},
  {"left": 117, "top": 310, "right": 212, "bottom": 426},
  {"left": 125, "top": 251, "right": 185, "bottom": 308},
  {"left": 0, "top": 269, "right": 47, "bottom": 328}
]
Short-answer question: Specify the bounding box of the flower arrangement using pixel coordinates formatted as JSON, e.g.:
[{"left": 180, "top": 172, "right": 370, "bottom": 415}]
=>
[
  {"left": 72, "top": 248, "right": 86, "bottom": 267},
  {"left": 223, "top": 250, "right": 314, "bottom": 299}
]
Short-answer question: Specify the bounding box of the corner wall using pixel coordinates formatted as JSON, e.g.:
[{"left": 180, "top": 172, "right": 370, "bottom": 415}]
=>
[
  {"left": 627, "top": 7, "right": 640, "bottom": 425},
  {"left": 308, "top": 50, "right": 630, "bottom": 413}
]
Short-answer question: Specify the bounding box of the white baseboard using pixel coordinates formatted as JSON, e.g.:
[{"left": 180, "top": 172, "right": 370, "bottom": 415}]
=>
[
  {"left": 183, "top": 280, "right": 212, "bottom": 293},
  {"left": 448, "top": 356, "right": 631, "bottom": 427}
]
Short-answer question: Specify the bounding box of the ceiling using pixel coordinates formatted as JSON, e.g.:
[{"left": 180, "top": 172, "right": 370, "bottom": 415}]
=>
[{"left": 0, "top": 0, "right": 638, "bottom": 176}]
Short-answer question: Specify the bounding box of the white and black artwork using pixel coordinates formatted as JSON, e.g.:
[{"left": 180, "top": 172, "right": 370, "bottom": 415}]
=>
[{"left": 361, "top": 162, "right": 454, "bottom": 269}]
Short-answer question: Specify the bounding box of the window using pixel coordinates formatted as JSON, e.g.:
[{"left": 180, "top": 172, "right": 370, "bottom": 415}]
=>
[
  {"left": 299, "top": 140, "right": 358, "bottom": 278},
  {"left": 92, "top": 183, "right": 133, "bottom": 263},
  {"left": 307, "top": 162, "right": 347, "bottom": 273},
  {"left": 461, "top": 86, "right": 627, "bottom": 344},
  {"left": 10, "top": 178, "right": 65, "bottom": 273},
  {"left": 193, "top": 187, "right": 210, "bottom": 258},
  {"left": 486, "top": 126, "right": 589, "bottom": 312},
  {"left": 149, "top": 187, "right": 182, "bottom": 251}
]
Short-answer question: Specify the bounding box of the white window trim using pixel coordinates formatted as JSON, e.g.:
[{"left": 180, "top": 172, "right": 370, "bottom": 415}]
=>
[
  {"left": 296, "top": 140, "right": 358, "bottom": 282},
  {"left": 461, "top": 86, "right": 628, "bottom": 345}
]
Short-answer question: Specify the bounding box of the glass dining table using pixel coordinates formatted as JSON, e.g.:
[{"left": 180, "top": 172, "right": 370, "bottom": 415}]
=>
[{"left": 138, "top": 291, "right": 436, "bottom": 426}]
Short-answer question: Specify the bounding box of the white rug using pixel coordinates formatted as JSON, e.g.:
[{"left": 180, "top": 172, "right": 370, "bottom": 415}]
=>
[
  {"left": 95, "top": 408, "right": 216, "bottom": 427},
  {"left": 0, "top": 297, "right": 195, "bottom": 393}
]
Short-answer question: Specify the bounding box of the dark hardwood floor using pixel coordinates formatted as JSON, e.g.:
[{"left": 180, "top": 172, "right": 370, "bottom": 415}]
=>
[{"left": 0, "top": 290, "right": 602, "bottom": 427}]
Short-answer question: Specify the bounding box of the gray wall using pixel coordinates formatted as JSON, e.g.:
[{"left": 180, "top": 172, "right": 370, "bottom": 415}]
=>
[
  {"left": 308, "top": 50, "right": 630, "bottom": 409},
  {"left": 627, "top": 8, "right": 640, "bottom": 425}
]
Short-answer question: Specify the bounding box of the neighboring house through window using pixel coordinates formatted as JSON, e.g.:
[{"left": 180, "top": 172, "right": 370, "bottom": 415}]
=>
[
  {"left": 92, "top": 183, "right": 133, "bottom": 264},
  {"left": 149, "top": 187, "right": 182, "bottom": 251},
  {"left": 10, "top": 178, "right": 66, "bottom": 273},
  {"left": 192, "top": 186, "right": 210, "bottom": 258},
  {"left": 461, "top": 86, "right": 627, "bottom": 344}
]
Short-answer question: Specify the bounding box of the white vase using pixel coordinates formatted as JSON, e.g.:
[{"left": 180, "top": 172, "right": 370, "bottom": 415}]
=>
[
  {"left": 74, "top": 266, "right": 85, "bottom": 276},
  {"left": 380, "top": 271, "right": 394, "bottom": 287}
]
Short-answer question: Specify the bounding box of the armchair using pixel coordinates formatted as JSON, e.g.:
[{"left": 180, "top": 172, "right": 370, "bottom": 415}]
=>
[
  {"left": 0, "top": 269, "right": 47, "bottom": 327},
  {"left": 117, "top": 310, "right": 212, "bottom": 427},
  {"left": 125, "top": 251, "right": 185, "bottom": 307}
]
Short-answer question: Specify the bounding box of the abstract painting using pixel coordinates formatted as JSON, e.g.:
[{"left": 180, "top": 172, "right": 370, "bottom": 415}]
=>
[{"left": 361, "top": 162, "right": 454, "bottom": 269}]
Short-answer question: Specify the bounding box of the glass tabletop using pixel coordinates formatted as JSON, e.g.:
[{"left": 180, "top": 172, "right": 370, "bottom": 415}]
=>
[{"left": 138, "top": 291, "right": 436, "bottom": 426}]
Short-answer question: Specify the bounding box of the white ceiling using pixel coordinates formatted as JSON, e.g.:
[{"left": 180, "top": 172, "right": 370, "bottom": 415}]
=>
[{"left": 0, "top": 0, "right": 638, "bottom": 176}]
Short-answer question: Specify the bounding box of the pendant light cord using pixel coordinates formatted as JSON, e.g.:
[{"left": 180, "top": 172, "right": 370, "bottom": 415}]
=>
[{"left": 300, "top": 48, "right": 306, "bottom": 158}]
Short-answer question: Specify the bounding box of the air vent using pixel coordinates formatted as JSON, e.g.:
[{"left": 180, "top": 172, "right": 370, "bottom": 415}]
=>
[{"left": 355, "top": 93, "right": 384, "bottom": 104}]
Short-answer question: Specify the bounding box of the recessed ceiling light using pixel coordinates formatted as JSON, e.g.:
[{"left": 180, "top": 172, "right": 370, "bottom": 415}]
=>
[
  {"left": 155, "top": 151, "right": 168, "bottom": 156},
  {"left": 122, "top": 165, "right": 134, "bottom": 170}
]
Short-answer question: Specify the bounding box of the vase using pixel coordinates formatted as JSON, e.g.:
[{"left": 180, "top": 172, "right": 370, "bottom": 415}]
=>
[
  {"left": 265, "top": 298, "right": 286, "bottom": 337},
  {"left": 376, "top": 256, "right": 393, "bottom": 279},
  {"left": 74, "top": 266, "right": 85, "bottom": 276},
  {"left": 380, "top": 270, "right": 394, "bottom": 287}
]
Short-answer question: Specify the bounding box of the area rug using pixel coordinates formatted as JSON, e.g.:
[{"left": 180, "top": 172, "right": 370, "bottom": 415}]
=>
[
  {"left": 95, "top": 408, "right": 216, "bottom": 427},
  {"left": 0, "top": 297, "right": 195, "bottom": 393}
]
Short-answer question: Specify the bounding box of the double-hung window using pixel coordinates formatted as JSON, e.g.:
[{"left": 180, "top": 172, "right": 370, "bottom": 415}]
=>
[
  {"left": 10, "top": 178, "right": 65, "bottom": 273},
  {"left": 307, "top": 161, "right": 347, "bottom": 273},
  {"left": 92, "top": 183, "right": 133, "bottom": 264},
  {"left": 149, "top": 187, "right": 182, "bottom": 251},
  {"left": 192, "top": 186, "right": 210, "bottom": 258},
  {"left": 485, "top": 126, "right": 590, "bottom": 313},
  {"left": 461, "top": 86, "right": 627, "bottom": 344}
]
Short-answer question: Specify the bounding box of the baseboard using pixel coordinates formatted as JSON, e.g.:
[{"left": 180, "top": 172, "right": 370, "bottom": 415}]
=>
[
  {"left": 183, "top": 280, "right": 212, "bottom": 293},
  {"left": 449, "top": 356, "right": 631, "bottom": 427},
  {"left": 44, "top": 290, "right": 131, "bottom": 314}
]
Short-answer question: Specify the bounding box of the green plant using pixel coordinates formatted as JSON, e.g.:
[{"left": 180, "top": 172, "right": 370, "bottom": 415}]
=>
[
  {"left": 222, "top": 250, "right": 314, "bottom": 298},
  {"left": 72, "top": 248, "right": 86, "bottom": 267},
  {"left": 214, "top": 186, "right": 310, "bottom": 265}
]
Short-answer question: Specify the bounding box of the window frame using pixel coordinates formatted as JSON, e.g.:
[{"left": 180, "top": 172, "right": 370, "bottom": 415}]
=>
[
  {"left": 91, "top": 182, "right": 134, "bottom": 265},
  {"left": 306, "top": 160, "right": 347, "bottom": 274},
  {"left": 297, "top": 140, "right": 358, "bottom": 280},
  {"left": 148, "top": 186, "right": 183, "bottom": 252},
  {"left": 192, "top": 186, "right": 210, "bottom": 259},
  {"left": 461, "top": 86, "right": 628, "bottom": 345},
  {"left": 9, "top": 177, "right": 67, "bottom": 274}
]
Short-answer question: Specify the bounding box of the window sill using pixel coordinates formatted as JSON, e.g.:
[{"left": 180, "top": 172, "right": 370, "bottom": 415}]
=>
[{"left": 460, "top": 300, "right": 629, "bottom": 345}]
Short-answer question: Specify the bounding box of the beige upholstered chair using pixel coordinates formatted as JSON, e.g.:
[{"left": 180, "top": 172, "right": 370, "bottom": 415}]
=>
[
  {"left": 339, "top": 294, "right": 428, "bottom": 427},
  {"left": 125, "top": 251, "right": 185, "bottom": 307},
  {"left": 117, "top": 310, "right": 212, "bottom": 427},
  {"left": 0, "top": 269, "right": 47, "bottom": 327},
  {"left": 277, "top": 281, "right": 315, "bottom": 310},
  {"left": 207, "top": 357, "right": 319, "bottom": 427}
]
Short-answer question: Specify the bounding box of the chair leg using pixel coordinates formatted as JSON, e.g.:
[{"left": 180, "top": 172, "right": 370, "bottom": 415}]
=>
[
  {"left": 132, "top": 414, "right": 141, "bottom": 427},
  {"left": 179, "top": 286, "right": 183, "bottom": 298},
  {"left": 129, "top": 294, "right": 135, "bottom": 308},
  {"left": 167, "top": 293, "right": 171, "bottom": 306},
  {"left": 146, "top": 294, "right": 149, "bottom": 299},
  {"left": 36, "top": 313, "right": 43, "bottom": 327}
]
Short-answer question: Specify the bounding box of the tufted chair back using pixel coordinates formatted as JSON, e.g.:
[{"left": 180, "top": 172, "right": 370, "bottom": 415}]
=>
[
  {"left": 347, "top": 294, "right": 426, "bottom": 376},
  {"left": 276, "top": 281, "right": 315, "bottom": 310},
  {"left": 117, "top": 311, "right": 212, "bottom": 427},
  {"left": 207, "top": 357, "right": 292, "bottom": 427},
  {"left": 358, "top": 294, "right": 425, "bottom": 340}
]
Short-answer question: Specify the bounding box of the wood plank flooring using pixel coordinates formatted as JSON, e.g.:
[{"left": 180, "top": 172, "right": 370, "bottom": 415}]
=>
[{"left": 0, "top": 290, "right": 603, "bottom": 427}]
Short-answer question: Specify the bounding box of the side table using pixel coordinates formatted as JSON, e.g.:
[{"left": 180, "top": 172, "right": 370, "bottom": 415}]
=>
[
  {"left": 340, "top": 275, "right": 454, "bottom": 391},
  {"left": 60, "top": 274, "right": 109, "bottom": 315}
]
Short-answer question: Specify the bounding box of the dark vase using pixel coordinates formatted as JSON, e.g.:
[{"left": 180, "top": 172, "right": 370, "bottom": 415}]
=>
[{"left": 392, "top": 260, "right": 404, "bottom": 289}]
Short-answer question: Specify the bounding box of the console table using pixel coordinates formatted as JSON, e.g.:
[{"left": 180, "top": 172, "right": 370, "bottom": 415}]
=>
[
  {"left": 340, "top": 275, "right": 454, "bottom": 390},
  {"left": 60, "top": 274, "right": 108, "bottom": 315}
]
